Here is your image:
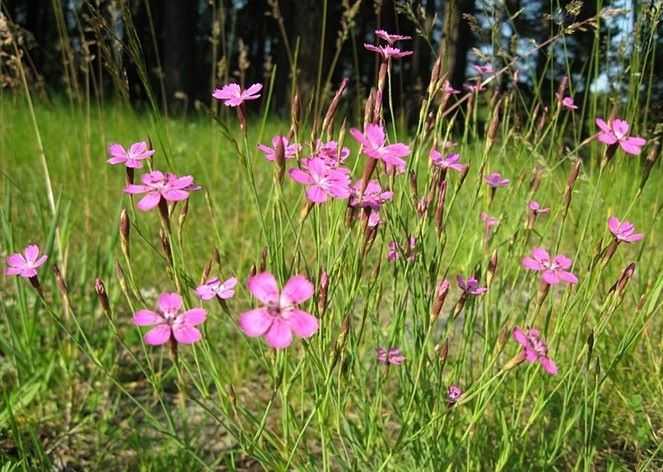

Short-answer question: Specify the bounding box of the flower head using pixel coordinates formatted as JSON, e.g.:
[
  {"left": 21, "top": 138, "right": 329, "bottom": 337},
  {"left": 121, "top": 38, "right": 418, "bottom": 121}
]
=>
[
  {"left": 442, "top": 80, "right": 460, "bottom": 95},
  {"left": 374, "top": 29, "right": 411, "bottom": 44},
  {"left": 364, "top": 44, "right": 413, "bottom": 60},
  {"left": 124, "top": 170, "right": 199, "bottom": 211},
  {"left": 5, "top": 244, "right": 48, "bottom": 278},
  {"left": 257, "top": 136, "right": 300, "bottom": 161},
  {"left": 376, "top": 347, "right": 405, "bottom": 365},
  {"left": 350, "top": 124, "right": 410, "bottom": 172},
  {"left": 133, "top": 292, "right": 207, "bottom": 345},
  {"left": 480, "top": 212, "right": 499, "bottom": 233},
  {"left": 595, "top": 118, "right": 646, "bottom": 155},
  {"left": 474, "top": 63, "right": 494, "bottom": 75},
  {"left": 513, "top": 326, "right": 557, "bottom": 375},
  {"left": 387, "top": 237, "right": 416, "bottom": 262},
  {"left": 484, "top": 172, "right": 510, "bottom": 188},
  {"left": 522, "top": 247, "right": 578, "bottom": 285},
  {"left": 528, "top": 200, "right": 550, "bottom": 216},
  {"left": 196, "top": 277, "right": 238, "bottom": 301},
  {"left": 608, "top": 217, "right": 643, "bottom": 244},
  {"left": 212, "top": 83, "right": 262, "bottom": 107},
  {"left": 350, "top": 180, "right": 393, "bottom": 227},
  {"left": 447, "top": 384, "right": 463, "bottom": 405},
  {"left": 430, "top": 151, "right": 467, "bottom": 173},
  {"left": 312, "top": 139, "right": 350, "bottom": 167},
  {"left": 559, "top": 96, "right": 578, "bottom": 110},
  {"left": 457, "top": 275, "right": 487, "bottom": 296},
  {"left": 107, "top": 141, "right": 155, "bottom": 168},
  {"left": 238, "top": 272, "right": 319, "bottom": 349},
  {"left": 289, "top": 158, "right": 352, "bottom": 203}
]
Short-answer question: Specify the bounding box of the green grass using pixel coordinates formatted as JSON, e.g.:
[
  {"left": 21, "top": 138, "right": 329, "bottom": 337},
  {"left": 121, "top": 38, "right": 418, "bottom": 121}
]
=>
[{"left": 1, "top": 90, "right": 662, "bottom": 471}]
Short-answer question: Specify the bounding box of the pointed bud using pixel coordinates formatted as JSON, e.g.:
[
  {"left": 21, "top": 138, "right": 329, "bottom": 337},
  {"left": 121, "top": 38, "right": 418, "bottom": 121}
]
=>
[
  {"left": 273, "top": 136, "right": 286, "bottom": 183},
  {"left": 249, "top": 264, "right": 257, "bottom": 277},
  {"left": 485, "top": 95, "right": 502, "bottom": 151},
  {"left": 318, "top": 270, "right": 329, "bottom": 316},
  {"left": 289, "top": 93, "right": 300, "bottom": 139},
  {"left": 487, "top": 250, "right": 498, "bottom": 287},
  {"left": 178, "top": 198, "right": 189, "bottom": 234},
  {"left": 408, "top": 170, "right": 418, "bottom": 202},
  {"left": 160, "top": 228, "right": 172, "bottom": 265},
  {"left": 641, "top": 140, "right": 659, "bottom": 189},
  {"left": 120, "top": 209, "right": 130, "bottom": 259},
  {"left": 435, "top": 340, "right": 449, "bottom": 367},
  {"left": 322, "top": 78, "right": 349, "bottom": 136},
  {"left": 608, "top": 262, "right": 636, "bottom": 297},
  {"left": 428, "top": 57, "right": 443, "bottom": 95},
  {"left": 434, "top": 180, "right": 448, "bottom": 235},
  {"left": 95, "top": 277, "right": 111, "bottom": 317},
  {"left": 364, "top": 88, "right": 376, "bottom": 127},
  {"left": 502, "top": 351, "right": 526, "bottom": 372},
  {"left": 431, "top": 279, "right": 450, "bottom": 320},
  {"left": 564, "top": 159, "right": 582, "bottom": 213},
  {"left": 259, "top": 247, "right": 268, "bottom": 273}
]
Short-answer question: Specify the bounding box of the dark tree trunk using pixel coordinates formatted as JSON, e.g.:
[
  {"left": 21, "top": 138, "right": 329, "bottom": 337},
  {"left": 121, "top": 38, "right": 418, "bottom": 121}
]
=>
[
  {"left": 439, "top": 0, "right": 474, "bottom": 89},
  {"left": 162, "top": 2, "right": 196, "bottom": 112}
]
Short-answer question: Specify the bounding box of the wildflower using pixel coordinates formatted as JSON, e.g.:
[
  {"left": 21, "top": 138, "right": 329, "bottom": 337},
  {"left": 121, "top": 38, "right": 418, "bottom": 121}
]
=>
[
  {"left": 480, "top": 212, "right": 499, "bottom": 233},
  {"left": 596, "top": 118, "right": 646, "bottom": 155},
  {"left": 107, "top": 141, "right": 155, "bottom": 168},
  {"left": 350, "top": 123, "right": 410, "bottom": 172},
  {"left": 5, "top": 244, "right": 48, "bottom": 278},
  {"left": 289, "top": 157, "right": 352, "bottom": 203},
  {"left": 559, "top": 96, "right": 578, "bottom": 110},
  {"left": 376, "top": 347, "right": 405, "bottom": 365},
  {"left": 447, "top": 384, "right": 463, "bottom": 405},
  {"left": 238, "top": 272, "right": 319, "bottom": 349},
  {"left": 431, "top": 279, "right": 450, "bottom": 320},
  {"left": 608, "top": 217, "right": 643, "bottom": 244},
  {"left": 457, "top": 275, "right": 487, "bottom": 296},
  {"left": 522, "top": 247, "right": 578, "bottom": 285},
  {"left": 387, "top": 237, "right": 416, "bottom": 262},
  {"left": 442, "top": 80, "right": 460, "bottom": 95},
  {"left": 364, "top": 44, "right": 413, "bottom": 60},
  {"left": 124, "top": 171, "right": 199, "bottom": 211},
  {"left": 512, "top": 327, "right": 558, "bottom": 375},
  {"left": 464, "top": 82, "right": 485, "bottom": 93},
  {"left": 474, "top": 63, "right": 494, "bottom": 75},
  {"left": 350, "top": 179, "right": 393, "bottom": 227},
  {"left": 430, "top": 151, "right": 467, "bottom": 173},
  {"left": 374, "top": 29, "right": 411, "bottom": 44},
  {"left": 257, "top": 136, "right": 300, "bottom": 161},
  {"left": 212, "top": 82, "right": 262, "bottom": 107},
  {"left": 528, "top": 200, "right": 549, "bottom": 216},
  {"left": 196, "top": 277, "right": 238, "bottom": 301},
  {"left": 484, "top": 172, "right": 510, "bottom": 188},
  {"left": 133, "top": 292, "right": 207, "bottom": 345},
  {"left": 313, "top": 139, "right": 350, "bottom": 167}
]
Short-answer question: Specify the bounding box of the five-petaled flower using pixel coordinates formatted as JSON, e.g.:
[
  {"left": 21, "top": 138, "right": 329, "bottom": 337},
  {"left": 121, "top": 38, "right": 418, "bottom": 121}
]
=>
[
  {"left": 374, "top": 30, "right": 411, "bottom": 44},
  {"left": 124, "top": 170, "right": 199, "bottom": 211},
  {"left": 376, "top": 347, "right": 405, "bottom": 365},
  {"left": 5, "top": 244, "right": 48, "bottom": 279},
  {"left": 257, "top": 136, "right": 301, "bottom": 161},
  {"left": 447, "top": 384, "right": 463, "bottom": 405},
  {"left": 595, "top": 118, "right": 646, "bottom": 155},
  {"left": 528, "top": 200, "right": 550, "bottom": 216},
  {"left": 364, "top": 44, "right": 413, "bottom": 60},
  {"left": 107, "top": 141, "right": 155, "bottom": 168},
  {"left": 289, "top": 158, "right": 352, "bottom": 203},
  {"left": 350, "top": 124, "right": 411, "bottom": 173},
  {"left": 196, "top": 277, "right": 238, "bottom": 301},
  {"left": 513, "top": 326, "right": 558, "bottom": 375},
  {"left": 238, "top": 272, "right": 319, "bottom": 349},
  {"left": 313, "top": 140, "right": 350, "bottom": 167},
  {"left": 212, "top": 83, "right": 262, "bottom": 107},
  {"left": 350, "top": 179, "right": 393, "bottom": 227},
  {"left": 474, "top": 64, "right": 494, "bottom": 75},
  {"left": 430, "top": 151, "right": 467, "bottom": 173},
  {"left": 480, "top": 212, "right": 499, "bottom": 233},
  {"left": 442, "top": 80, "right": 460, "bottom": 95},
  {"left": 457, "top": 275, "right": 487, "bottom": 296},
  {"left": 522, "top": 247, "right": 578, "bottom": 285},
  {"left": 133, "top": 292, "right": 207, "bottom": 345},
  {"left": 484, "top": 172, "right": 510, "bottom": 188},
  {"left": 608, "top": 217, "right": 643, "bottom": 244},
  {"left": 560, "top": 96, "right": 578, "bottom": 110}
]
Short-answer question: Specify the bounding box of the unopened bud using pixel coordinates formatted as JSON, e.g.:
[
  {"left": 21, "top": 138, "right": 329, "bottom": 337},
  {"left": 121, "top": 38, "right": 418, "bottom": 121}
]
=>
[
  {"left": 364, "top": 89, "right": 376, "bottom": 127},
  {"left": 408, "top": 170, "right": 418, "bottom": 201},
  {"left": 95, "top": 277, "right": 111, "bottom": 317},
  {"left": 434, "top": 180, "right": 448, "bottom": 235},
  {"left": 431, "top": 279, "right": 450, "bottom": 320},
  {"left": 487, "top": 250, "right": 498, "bottom": 287},
  {"left": 608, "top": 262, "right": 636, "bottom": 297},
  {"left": 259, "top": 247, "right": 268, "bottom": 273},
  {"left": 322, "top": 78, "right": 349, "bottom": 136},
  {"left": 120, "top": 209, "right": 130, "bottom": 259},
  {"left": 564, "top": 159, "right": 582, "bottom": 212},
  {"left": 435, "top": 340, "right": 449, "bottom": 367},
  {"left": 485, "top": 95, "right": 502, "bottom": 151},
  {"left": 289, "top": 93, "right": 300, "bottom": 139},
  {"left": 160, "top": 228, "right": 172, "bottom": 265},
  {"left": 318, "top": 270, "right": 329, "bottom": 316},
  {"left": 641, "top": 140, "right": 659, "bottom": 188},
  {"left": 178, "top": 199, "right": 189, "bottom": 233}
]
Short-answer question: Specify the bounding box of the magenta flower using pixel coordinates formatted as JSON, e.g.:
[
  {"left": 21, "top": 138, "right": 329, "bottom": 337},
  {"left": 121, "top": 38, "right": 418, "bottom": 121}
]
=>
[
  {"left": 364, "top": 44, "right": 413, "bottom": 60},
  {"left": 238, "top": 272, "right": 319, "bottom": 349},
  {"left": 350, "top": 179, "right": 393, "bottom": 227},
  {"left": 608, "top": 217, "right": 643, "bottom": 244},
  {"left": 375, "top": 29, "right": 411, "bottom": 44},
  {"left": 313, "top": 139, "right": 350, "bottom": 167},
  {"left": 5, "top": 244, "right": 48, "bottom": 278},
  {"left": 457, "top": 275, "right": 487, "bottom": 296},
  {"left": 350, "top": 124, "right": 411, "bottom": 172},
  {"left": 522, "top": 248, "right": 578, "bottom": 285},
  {"left": 484, "top": 172, "right": 510, "bottom": 188},
  {"left": 560, "top": 96, "right": 578, "bottom": 110},
  {"left": 212, "top": 83, "right": 262, "bottom": 107},
  {"left": 474, "top": 64, "right": 494, "bottom": 75},
  {"left": 464, "top": 82, "right": 485, "bottom": 93},
  {"left": 376, "top": 347, "right": 405, "bottom": 365},
  {"left": 133, "top": 292, "right": 207, "bottom": 345},
  {"left": 595, "top": 118, "right": 646, "bottom": 155},
  {"left": 257, "top": 136, "right": 301, "bottom": 161},
  {"left": 196, "top": 277, "right": 238, "bottom": 301},
  {"left": 480, "top": 212, "right": 499, "bottom": 233},
  {"left": 124, "top": 170, "right": 199, "bottom": 211},
  {"left": 107, "top": 141, "right": 155, "bottom": 168},
  {"left": 513, "top": 327, "right": 557, "bottom": 375},
  {"left": 442, "top": 80, "right": 460, "bottom": 95},
  {"left": 430, "top": 151, "right": 467, "bottom": 173},
  {"left": 528, "top": 200, "right": 550, "bottom": 216},
  {"left": 447, "top": 384, "right": 463, "bottom": 405},
  {"left": 289, "top": 158, "right": 352, "bottom": 203},
  {"left": 387, "top": 238, "right": 416, "bottom": 262}
]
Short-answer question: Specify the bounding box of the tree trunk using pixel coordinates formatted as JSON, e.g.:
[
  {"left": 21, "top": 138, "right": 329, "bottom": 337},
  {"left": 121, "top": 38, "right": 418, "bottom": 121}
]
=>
[
  {"left": 162, "top": 2, "right": 195, "bottom": 112},
  {"left": 439, "top": 0, "right": 474, "bottom": 89}
]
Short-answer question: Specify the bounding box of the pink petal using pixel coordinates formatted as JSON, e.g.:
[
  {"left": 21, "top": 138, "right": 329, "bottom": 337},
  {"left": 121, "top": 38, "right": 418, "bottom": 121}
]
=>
[
  {"left": 133, "top": 309, "right": 163, "bottom": 326},
  {"left": 595, "top": 118, "right": 611, "bottom": 133},
  {"left": 123, "top": 184, "right": 149, "bottom": 194},
  {"left": 144, "top": 325, "right": 172, "bottom": 345},
  {"left": 365, "top": 124, "right": 385, "bottom": 149},
  {"left": 264, "top": 318, "right": 293, "bottom": 349},
  {"left": 612, "top": 119, "right": 630, "bottom": 136},
  {"left": 107, "top": 156, "right": 127, "bottom": 165},
  {"left": 597, "top": 132, "right": 617, "bottom": 145},
  {"left": 306, "top": 186, "right": 329, "bottom": 203},
  {"left": 136, "top": 192, "right": 162, "bottom": 211},
  {"left": 608, "top": 216, "right": 621, "bottom": 234},
  {"left": 512, "top": 327, "right": 528, "bottom": 347},
  {"left": 247, "top": 272, "right": 280, "bottom": 304},
  {"left": 107, "top": 143, "right": 126, "bottom": 158},
  {"left": 524, "top": 349, "right": 538, "bottom": 363},
  {"left": 531, "top": 247, "right": 550, "bottom": 263},
  {"left": 243, "top": 83, "right": 263, "bottom": 97},
  {"left": 620, "top": 138, "right": 645, "bottom": 155},
  {"left": 33, "top": 255, "right": 48, "bottom": 268},
  {"left": 285, "top": 309, "right": 319, "bottom": 338},
  {"left": 289, "top": 168, "right": 314, "bottom": 185},
  {"left": 19, "top": 268, "right": 38, "bottom": 278},
  {"left": 542, "top": 270, "right": 560, "bottom": 285},
  {"left": 281, "top": 275, "right": 314, "bottom": 304},
  {"left": 553, "top": 255, "right": 573, "bottom": 270},
  {"left": 349, "top": 128, "right": 367, "bottom": 147},
  {"left": 158, "top": 292, "right": 183, "bottom": 313},
  {"left": 238, "top": 308, "right": 273, "bottom": 337},
  {"left": 558, "top": 271, "right": 578, "bottom": 284},
  {"left": 178, "top": 308, "right": 207, "bottom": 326},
  {"left": 195, "top": 284, "right": 217, "bottom": 300},
  {"left": 5, "top": 267, "right": 21, "bottom": 276},
  {"left": 522, "top": 256, "right": 542, "bottom": 271},
  {"left": 540, "top": 357, "right": 558, "bottom": 375},
  {"left": 162, "top": 189, "right": 189, "bottom": 202},
  {"left": 24, "top": 245, "right": 40, "bottom": 262},
  {"left": 173, "top": 325, "right": 202, "bottom": 344},
  {"left": 6, "top": 253, "right": 26, "bottom": 268}
]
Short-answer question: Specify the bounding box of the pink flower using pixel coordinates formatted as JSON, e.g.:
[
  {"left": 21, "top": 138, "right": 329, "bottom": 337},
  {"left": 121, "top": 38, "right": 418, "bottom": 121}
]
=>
[
  {"left": 447, "top": 384, "right": 463, "bottom": 405},
  {"left": 5, "top": 244, "right": 48, "bottom": 278},
  {"left": 513, "top": 327, "right": 557, "bottom": 375},
  {"left": 560, "top": 96, "right": 578, "bottom": 110},
  {"left": 528, "top": 200, "right": 550, "bottom": 216},
  {"left": 480, "top": 212, "right": 499, "bottom": 233},
  {"left": 484, "top": 172, "right": 510, "bottom": 188},
  {"left": 107, "top": 141, "right": 155, "bottom": 168},
  {"left": 350, "top": 180, "right": 393, "bottom": 227},
  {"left": 289, "top": 158, "right": 352, "bottom": 203},
  {"left": 457, "top": 275, "right": 487, "bottom": 296},
  {"left": 350, "top": 124, "right": 411, "bottom": 172},
  {"left": 313, "top": 140, "right": 350, "bottom": 167},
  {"left": 124, "top": 170, "right": 199, "bottom": 211},
  {"left": 133, "top": 292, "right": 207, "bottom": 345},
  {"left": 430, "top": 151, "right": 467, "bottom": 173},
  {"left": 595, "top": 118, "right": 646, "bottom": 155},
  {"left": 212, "top": 83, "right": 262, "bottom": 107},
  {"left": 375, "top": 29, "right": 411, "bottom": 44},
  {"left": 522, "top": 247, "right": 578, "bottom": 285},
  {"left": 364, "top": 44, "right": 413, "bottom": 60},
  {"left": 608, "top": 217, "right": 643, "bottom": 244},
  {"left": 442, "top": 80, "right": 460, "bottom": 95},
  {"left": 196, "top": 277, "right": 238, "bottom": 301},
  {"left": 474, "top": 63, "right": 494, "bottom": 75},
  {"left": 257, "top": 136, "right": 301, "bottom": 161},
  {"left": 387, "top": 238, "right": 416, "bottom": 262},
  {"left": 464, "top": 82, "right": 485, "bottom": 93},
  {"left": 238, "top": 272, "right": 319, "bottom": 349},
  {"left": 376, "top": 347, "right": 405, "bottom": 365}
]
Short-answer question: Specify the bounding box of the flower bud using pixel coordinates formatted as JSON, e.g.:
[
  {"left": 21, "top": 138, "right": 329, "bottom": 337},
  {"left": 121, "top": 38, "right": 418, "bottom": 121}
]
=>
[
  {"left": 259, "top": 247, "right": 268, "bottom": 273},
  {"left": 364, "top": 89, "right": 376, "bottom": 127},
  {"left": 120, "top": 208, "right": 130, "bottom": 259},
  {"left": 431, "top": 279, "right": 450, "bottom": 320},
  {"left": 487, "top": 250, "right": 498, "bottom": 287},
  {"left": 318, "top": 270, "right": 329, "bottom": 316},
  {"left": 322, "top": 78, "right": 349, "bottom": 136},
  {"left": 608, "top": 262, "right": 636, "bottom": 297},
  {"left": 95, "top": 277, "right": 111, "bottom": 317},
  {"left": 564, "top": 159, "right": 582, "bottom": 213},
  {"left": 434, "top": 180, "right": 448, "bottom": 235},
  {"left": 160, "top": 228, "right": 172, "bottom": 265}
]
